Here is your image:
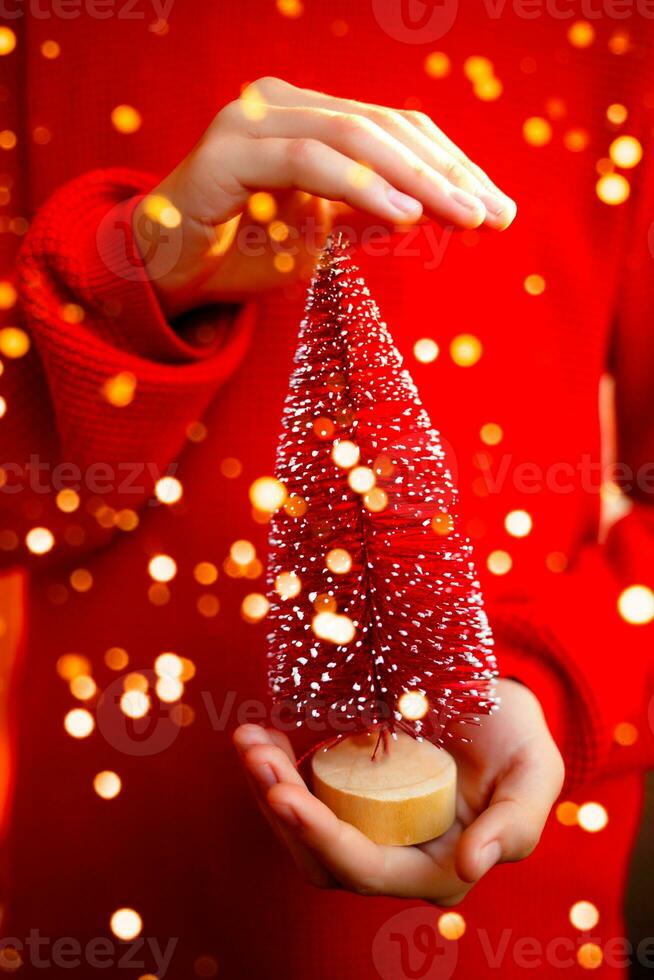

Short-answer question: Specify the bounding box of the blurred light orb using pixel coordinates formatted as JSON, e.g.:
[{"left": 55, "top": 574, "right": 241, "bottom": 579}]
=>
[
  {"left": 424, "top": 52, "right": 450, "bottom": 78},
  {"left": 438, "top": 912, "right": 466, "bottom": 940},
  {"left": 568, "top": 20, "right": 595, "bottom": 47},
  {"left": 609, "top": 135, "right": 642, "bottom": 169},
  {"left": 596, "top": 173, "right": 630, "bottom": 205},
  {"left": 487, "top": 550, "right": 512, "bottom": 575},
  {"left": 618, "top": 584, "right": 654, "bottom": 624},
  {"left": 570, "top": 901, "right": 600, "bottom": 931},
  {"left": 348, "top": 466, "right": 376, "bottom": 494},
  {"left": 110, "top": 908, "right": 142, "bottom": 940},
  {"left": 312, "top": 611, "right": 356, "bottom": 645},
  {"left": 64, "top": 708, "right": 94, "bottom": 739},
  {"left": 523, "top": 117, "right": 552, "bottom": 147},
  {"left": 524, "top": 274, "right": 546, "bottom": 296},
  {"left": 577, "top": 802, "right": 608, "bottom": 833},
  {"left": 275, "top": 571, "right": 302, "bottom": 599},
  {"left": 0, "top": 27, "right": 17, "bottom": 56},
  {"left": 94, "top": 771, "right": 122, "bottom": 800},
  {"left": 155, "top": 476, "right": 183, "bottom": 505},
  {"left": 413, "top": 338, "right": 439, "bottom": 363},
  {"left": 332, "top": 440, "right": 360, "bottom": 469},
  {"left": 111, "top": 104, "right": 142, "bottom": 134},
  {"left": 480, "top": 422, "right": 503, "bottom": 446},
  {"left": 148, "top": 554, "right": 177, "bottom": 582},
  {"left": 0, "top": 326, "right": 30, "bottom": 358},
  {"left": 155, "top": 652, "right": 183, "bottom": 679},
  {"left": 577, "top": 943, "right": 603, "bottom": 970},
  {"left": 504, "top": 510, "right": 533, "bottom": 538},
  {"left": 241, "top": 593, "right": 270, "bottom": 623},
  {"left": 26, "top": 526, "right": 54, "bottom": 555},
  {"left": 326, "top": 548, "right": 352, "bottom": 574},
  {"left": 120, "top": 690, "right": 150, "bottom": 719},
  {"left": 450, "top": 333, "right": 482, "bottom": 367},
  {"left": 249, "top": 476, "right": 286, "bottom": 512},
  {"left": 398, "top": 691, "right": 429, "bottom": 721}
]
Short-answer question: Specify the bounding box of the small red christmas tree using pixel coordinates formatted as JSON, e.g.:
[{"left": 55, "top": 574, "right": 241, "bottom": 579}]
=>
[{"left": 267, "top": 234, "right": 497, "bottom": 746}]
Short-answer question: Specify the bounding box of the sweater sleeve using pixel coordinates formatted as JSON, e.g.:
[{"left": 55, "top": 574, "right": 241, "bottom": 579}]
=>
[
  {"left": 0, "top": 169, "right": 253, "bottom": 567},
  {"left": 492, "top": 149, "right": 654, "bottom": 792}
]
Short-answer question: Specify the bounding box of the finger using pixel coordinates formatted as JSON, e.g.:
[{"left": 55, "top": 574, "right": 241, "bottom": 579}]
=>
[
  {"left": 455, "top": 744, "right": 564, "bottom": 884},
  {"left": 233, "top": 731, "right": 334, "bottom": 888},
  {"left": 243, "top": 78, "right": 511, "bottom": 228},
  {"left": 233, "top": 723, "right": 297, "bottom": 764},
  {"left": 401, "top": 110, "right": 517, "bottom": 228},
  {"left": 223, "top": 102, "right": 487, "bottom": 229},
  {"left": 268, "top": 783, "right": 470, "bottom": 903}
]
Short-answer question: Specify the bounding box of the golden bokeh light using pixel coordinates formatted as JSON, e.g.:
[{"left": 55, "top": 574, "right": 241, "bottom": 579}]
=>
[
  {"left": 474, "top": 77, "right": 503, "bottom": 102},
  {"left": 277, "top": 0, "right": 303, "bottom": 17},
  {"left": 546, "top": 551, "right": 568, "bottom": 573},
  {"left": 577, "top": 943, "right": 603, "bottom": 970},
  {"left": 614, "top": 721, "right": 638, "bottom": 746},
  {"left": 241, "top": 592, "right": 270, "bottom": 623},
  {"left": 313, "top": 417, "right": 335, "bottom": 440},
  {"left": 156, "top": 675, "right": 183, "bottom": 702},
  {"left": 312, "top": 611, "right": 356, "bottom": 645},
  {"left": 438, "top": 912, "right": 466, "bottom": 940},
  {"left": 154, "top": 652, "right": 183, "bottom": 679},
  {"left": 248, "top": 191, "right": 277, "bottom": 222},
  {"left": 148, "top": 554, "right": 177, "bottom": 583},
  {"left": 111, "top": 105, "right": 142, "bottom": 134},
  {"left": 64, "top": 708, "right": 94, "bottom": 739},
  {"left": 70, "top": 568, "right": 93, "bottom": 592},
  {"left": 523, "top": 117, "right": 552, "bottom": 147},
  {"left": 567, "top": 20, "right": 595, "bottom": 47},
  {"left": 0, "top": 280, "right": 16, "bottom": 309},
  {"left": 249, "top": 476, "right": 286, "bottom": 512},
  {"left": 102, "top": 371, "right": 136, "bottom": 407},
  {"left": 450, "top": 333, "right": 482, "bottom": 367},
  {"left": 524, "top": 274, "right": 546, "bottom": 296},
  {"left": 398, "top": 691, "right": 429, "bottom": 720},
  {"left": 348, "top": 466, "right": 376, "bottom": 494},
  {"left": 424, "top": 51, "right": 450, "bottom": 78},
  {"left": 230, "top": 540, "right": 256, "bottom": 566},
  {"left": 70, "top": 674, "right": 96, "bottom": 700},
  {"left": 0, "top": 326, "right": 30, "bottom": 358},
  {"left": 57, "top": 653, "right": 91, "bottom": 680},
  {"left": 105, "top": 647, "right": 129, "bottom": 670},
  {"left": 41, "top": 39, "right": 61, "bottom": 59},
  {"left": 94, "top": 771, "right": 122, "bottom": 800},
  {"left": 364, "top": 487, "right": 388, "bottom": 513},
  {"left": 275, "top": 571, "right": 302, "bottom": 599},
  {"left": 563, "top": 128, "right": 590, "bottom": 152},
  {"left": 142, "top": 193, "right": 182, "bottom": 229},
  {"left": 0, "top": 27, "right": 17, "bottom": 56},
  {"left": 487, "top": 550, "right": 512, "bottom": 575},
  {"left": 194, "top": 561, "right": 218, "bottom": 585},
  {"left": 326, "top": 548, "right": 352, "bottom": 574},
  {"left": 556, "top": 801, "right": 579, "bottom": 826},
  {"left": 431, "top": 511, "right": 453, "bottom": 536},
  {"left": 413, "top": 337, "right": 439, "bottom": 363},
  {"left": 480, "top": 422, "right": 503, "bottom": 446},
  {"left": 110, "top": 908, "right": 142, "bottom": 941},
  {"left": 606, "top": 103, "right": 628, "bottom": 125},
  {"left": 56, "top": 488, "right": 80, "bottom": 513},
  {"left": 154, "top": 476, "right": 183, "bottom": 505},
  {"left": 618, "top": 584, "right": 654, "bottom": 624},
  {"left": 197, "top": 594, "right": 220, "bottom": 617},
  {"left": 0, "top": 130, "right": 17, "bottom": 150},
  {"left": 570, "top": 901, "right": 600, "bottom": 931},
  {"left": 609, "top": 135, "right": 642, "bottom": 169},
  {"left": 596, "top": 173, "right": 630, "bottom": 205},
  {"left": 463, "top": 55, "right": 493, "bottom": 82},
  {"left": 504, "top": 509, "right": 533, "bottom": 538},
  {"left": 332, "top": 440, "right": 360, "bottom": 469},
  {"left": 120, "top": 689, "right": 150, "bottom": 719},
  {"left": 26, "top": 526, "right": 54, "bottom": 555},
  {"left": 577, "top": 802, "right": 608, "bottom": 833}
]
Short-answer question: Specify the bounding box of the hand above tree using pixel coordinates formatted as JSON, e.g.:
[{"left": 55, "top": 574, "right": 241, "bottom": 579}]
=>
[
  {"left": 233, "top": 679, "right": 564, "bottom": 905},
  {"left": 134, "top": 76, "right": 517, "bottom": 317}
]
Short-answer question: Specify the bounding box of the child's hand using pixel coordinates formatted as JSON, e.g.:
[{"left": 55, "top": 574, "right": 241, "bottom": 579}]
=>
[
  {"left": 134, "top": 76, "right": 517, "bottom": 317},
  {"left": 233, "top": 679, "right": 563, "bottom": 903}
]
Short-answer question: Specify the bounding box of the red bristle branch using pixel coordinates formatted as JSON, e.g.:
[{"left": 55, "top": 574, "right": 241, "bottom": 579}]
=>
[{"left": 267, "top": 233, "right": 497, "bottom": 744}]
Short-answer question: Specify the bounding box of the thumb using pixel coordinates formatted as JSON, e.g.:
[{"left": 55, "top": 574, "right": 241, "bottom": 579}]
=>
[{"left": 455, "top": 741, "right": 565, "bottom": 884}]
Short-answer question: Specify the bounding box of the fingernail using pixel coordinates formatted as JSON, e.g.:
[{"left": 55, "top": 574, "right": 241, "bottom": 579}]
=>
[
  {"left": 477, "top": 840, "right": 502, "bottom": 878},
  {"left": 449, "top": 188, "right": 485, "bottom": 215},
  {"left": 252, "top": 763, "right": 276, "bottom": 790},
  {"left": 271, "top": 802, "right": 300, "bottom": 828},
  {"left": 479, "top": 192, "right": 506, "bottom": 217},
  {"left": 387, "top": 188, "right": 421, "bottom": 215}
]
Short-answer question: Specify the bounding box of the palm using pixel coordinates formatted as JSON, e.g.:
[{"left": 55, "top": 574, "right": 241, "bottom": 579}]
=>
[{"left": 234, "top": 679, "right": 564, "bottom": 903}]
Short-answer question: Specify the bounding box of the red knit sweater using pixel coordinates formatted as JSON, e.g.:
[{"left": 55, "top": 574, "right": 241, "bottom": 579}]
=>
[{"left": 1, "top": 3, "right": 654, "bottom": 978}]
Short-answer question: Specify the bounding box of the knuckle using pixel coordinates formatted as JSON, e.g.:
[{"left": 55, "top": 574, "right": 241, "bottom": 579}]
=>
[
  {"left": 217, "top": 99, "right": 245, "bottom": 127},
  {"left": 443, "top": 158, "right": 467, "bottom": 184},
  {"left": 287, "top": 137, "right": 319, "bottom": 167},
  {"left": 336, "top": 113, "right": 369, "bottom": 140},
  {"left": 403, "top": 109, "right": 432, "bottom": 128},
  {"left": 253, "top": 75, "right": 287, "bottom": 94}
]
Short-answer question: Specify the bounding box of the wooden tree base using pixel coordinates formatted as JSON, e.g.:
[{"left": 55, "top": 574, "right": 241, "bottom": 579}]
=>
[{"left": 311, "top": 731, "right": 456, "bottom": 846}]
